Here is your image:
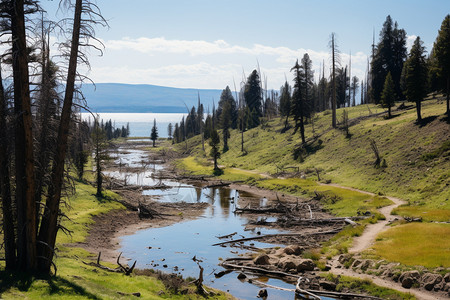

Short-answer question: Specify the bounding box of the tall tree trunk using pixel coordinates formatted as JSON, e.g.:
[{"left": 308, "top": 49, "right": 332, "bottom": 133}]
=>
[
  {"left": 416, "top": 100, "right": 422, "bottom": 122},
  {"left": 12, "top": 0, "right": 37, "bottom": 271},
  {"left": 0, "top": 65, "right": 16, "bottom": 269},
  {"left": 447, "top": 77, "right": 449, "bottom": 115},
  {"left": 331, "top": 34, "right": 337, "bottom": 128},
  {"left": 300, "top": 116, "right": 305, "bottom": 144},
  {"left": 37, "top": 0, "right": 83, "bottom": 273}
]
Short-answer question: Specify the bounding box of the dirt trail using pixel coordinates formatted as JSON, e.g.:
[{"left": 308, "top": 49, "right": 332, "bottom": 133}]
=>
[
  {"left": 322, "top": 184, "right": 446, "bottom": 300},
  {"left": 322, "top": 184, "right": 406, "bottom": 253}
]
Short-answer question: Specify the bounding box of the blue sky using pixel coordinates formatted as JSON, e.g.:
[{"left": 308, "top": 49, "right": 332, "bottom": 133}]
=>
[{"left": 41, "top": 0, "right": 449, "bottom": 90}]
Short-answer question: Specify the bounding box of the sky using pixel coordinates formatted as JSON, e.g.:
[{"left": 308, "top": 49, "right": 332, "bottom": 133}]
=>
[{"left": 40, "top": 0, "right": 450, "bottom": 91}]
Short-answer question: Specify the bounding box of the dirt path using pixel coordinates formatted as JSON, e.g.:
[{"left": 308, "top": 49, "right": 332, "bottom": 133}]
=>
[
  {"left": 322, "top": 184, "right": 406, "bottom": 253},
  {"left": 322, "top": 184, "right": 446, "bottom": 300}
]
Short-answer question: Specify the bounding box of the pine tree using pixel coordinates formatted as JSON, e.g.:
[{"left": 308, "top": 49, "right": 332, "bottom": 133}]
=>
[
  {"left": 244, "top": 70, "right": 262, "bottom": 129},
  {"left": 167, "top": 123, "right": 173, "bottom": 140},
  {"left": 404, "top": 37, "right": 428, "bottom": 122},
  {"left": 150, "top": 118, "right": 158, "bottom": 147},
  {"left": 381, "top": 72, "right": 396, "bottom": 118},
  {"left": 434, "top": 14, "right": 450, "bottom": 115},
  {"left": 279, "top": 81, "right": 291, "bottom": 131},
  {"left": 291, "top": 60, "right": 307, "bottom": 144},
  {"left": 209, "top": 129, "right": 221, "bottom": 172}
]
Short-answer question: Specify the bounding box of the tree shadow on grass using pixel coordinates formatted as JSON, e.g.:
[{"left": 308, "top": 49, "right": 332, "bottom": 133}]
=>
[
  {"left": 0, "top": 270, "right": 100, "bottom": 299},
  {"left": 416, "top": 115, "right": 438, "bottom": 127}
]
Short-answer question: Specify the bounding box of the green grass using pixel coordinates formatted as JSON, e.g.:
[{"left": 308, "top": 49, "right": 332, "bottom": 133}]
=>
[
  {"left": 176, "top": 100, "right": 449, "bottom": 222},
  {"left": 0, "top": 180, "right": 230, "bottom": 300},
  {"left": 372, "top": 223, "right": 450, "bottom": 268}
]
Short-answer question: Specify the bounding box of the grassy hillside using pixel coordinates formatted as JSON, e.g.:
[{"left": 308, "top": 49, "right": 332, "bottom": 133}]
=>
[
  {"left": 0, "top": 181, "right": 230, "bottom": 299},
  {"left": 181, "top": 99, "right": 449, "bottom": 222}
]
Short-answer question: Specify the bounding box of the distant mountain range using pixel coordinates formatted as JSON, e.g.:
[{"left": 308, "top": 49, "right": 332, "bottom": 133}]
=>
[{"left": 81, "top": 83, "right": 223, "bottom": 113}]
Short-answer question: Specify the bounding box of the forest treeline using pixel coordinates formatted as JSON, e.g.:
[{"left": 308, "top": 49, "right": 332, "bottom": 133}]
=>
[{"left": 171, "top": 15, "right": 450, "bottom": 162}]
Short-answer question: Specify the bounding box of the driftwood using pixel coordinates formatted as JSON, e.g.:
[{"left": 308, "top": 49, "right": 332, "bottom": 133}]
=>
[
  {"left": 216, "top": 232, "right": 237, "bottom": 239},
  {"left": 190, "top": 256, "right": 209, "bottom": 296},
  {"left": 296, "top": 277, "right": 321, "bottom": 300},
  {"left": 117, "top": 252, "right": 136, "bottom": 276},
  {"left": 212, "top": 230, "right": 340, "bottom": 247},
  {"left": 204, "top": 181, "right": 230, "bottom": 188},
  {"left": 81, "top": 252, "right": 121, "bottom": 273},
  {"left": 221, "top": 261, "right": 299, "bottom": 279}
]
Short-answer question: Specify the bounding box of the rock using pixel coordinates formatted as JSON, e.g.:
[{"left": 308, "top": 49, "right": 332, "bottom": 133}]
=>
[
  {"left": 277, "top": 257, "right": 297, "bottom": 272},
  {"left": 338, "top": 254, "right": 352, "bottom": 264},
  {"left": 254, "top": 254, "right": 270, "bottom": 265},
  {"left": 237, "top": 273, "right": 247, "bottom": 280},
  {"left": 444, "top": 273, "right": 450, "bottom": 283},
  {"left": 297, "top": 259, "right": 315, "bottom": 272},
  {"left": 421, "top": 273, "right": 443, "bottom": 291},
  {"left": 132, "top": 292, "right": 141, "bottom": 297},
  {"left": 360, "top": 260, "right": 372, "bottom": 271},
  {"left": 319, "top": 280, "right": 336, "bottom": 291},
  {"left": 283, "top": 245, "right": 303, "bottom": 256},
  {"left": 273, "top": 248, "right": 285, "bottom": 257},
  {"left": 399, "top": 270, "right": 421, "bottom": 289},
  {"left": 257, "top": 289, "right": 268, "bottom": 298},
  {"left": 323, "top": 264, "right": 332, "bottom": 271},
  {"left": 444, "top": 282, "right": 450, "bottom": 292},
  {"left": 351, "top": 259, "right": 362, "bottom": 268}
]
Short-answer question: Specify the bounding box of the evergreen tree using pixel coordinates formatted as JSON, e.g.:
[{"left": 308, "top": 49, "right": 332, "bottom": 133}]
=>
[
  {"left": 434, "top": 14, "right": 450, "bottom": 115},
  {"left": 209, "top": 129, "right": 221, "bottom": 171},
  {"left": 167, "top": 123, "right": 173, "bottom": 140},
  {"left": 371, "top": 16, "right": 407, "bottom": 103},
  {"left": 279, "top": 81, "right": 291, "bottom": 131},
  {"left": 291, "top": 60, "right": 307, "bottom": 144},
  {"left": 220, "top": 101, "right": 231, "bottom": 152},
  {"left": 351, "top": 76, "right": 359, "bottom": 106},
  {"left": 381, "top": 72, "right": 396, "bottom": 118},
  {"left": 217, "top": 86, "right": 237, "bottom": 129},
  {"left": 404, "top": 37, "right": 428, "bottom": 122},
  {"left": 150, "top": 118, "right": 158, "bottom": 147},
  {"left": 301, "top": 53, "right": 314, "bottom": 116},
  {"left": 244, "top": 70, "right": 262, "bottom": 128}
]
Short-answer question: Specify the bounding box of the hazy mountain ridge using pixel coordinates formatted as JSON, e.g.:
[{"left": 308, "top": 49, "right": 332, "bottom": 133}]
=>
[{"left": 81, "top": 83, "right": 223, "bottom": 113}]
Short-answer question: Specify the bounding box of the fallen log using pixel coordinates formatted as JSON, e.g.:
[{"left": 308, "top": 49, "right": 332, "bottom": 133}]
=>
[
  {"left": 204, "top": 181, "right": 231, "bottom": 188},
  {"left": 212, "top": 230, "right": 340, "bottom": 246},
  {"left": 216, "top": 232, "right": 237, "bottom": 239},
  {"left": 221, "top": 261, "right": 299, "bottom": 279}
]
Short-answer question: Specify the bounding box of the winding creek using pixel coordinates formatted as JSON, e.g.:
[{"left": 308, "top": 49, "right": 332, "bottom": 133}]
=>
[{"left": 105, "top": 142, "right": 334, "bottom": 300}]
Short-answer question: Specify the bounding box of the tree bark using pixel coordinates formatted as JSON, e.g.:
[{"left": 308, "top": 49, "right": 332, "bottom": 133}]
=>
[
  {"left": 416, "top": 100, "right": 422, "bottom": 122},
  {"left": 37, "top": 0, "right": 83, "bottom": 273},
  {"left": 331, "top": 34, "right": 337, "bottom": 128},
  {"left": 12, "top": 0, "right": 37, "bottom": 271},
  {"left": 0, "top": 65, "right": 16, "bottom": 269},
  {"left": 447, "top": 76, "right": 449, "bottom": 115}
]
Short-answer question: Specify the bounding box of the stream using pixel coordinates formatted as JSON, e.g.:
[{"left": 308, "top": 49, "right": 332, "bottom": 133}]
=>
[{"left": 106, "top": 143, "right": 334, "bottom": 300}]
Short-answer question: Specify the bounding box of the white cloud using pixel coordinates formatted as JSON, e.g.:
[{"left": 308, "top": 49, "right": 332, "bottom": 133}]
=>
[
  {"left": 406, "top": 35, "right": 417, "bottom": 52},
  {"left": 86, "top": 37, "right": 369, "bottom": 90}
]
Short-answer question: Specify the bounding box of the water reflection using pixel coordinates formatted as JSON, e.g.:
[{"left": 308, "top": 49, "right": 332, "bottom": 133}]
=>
[{"left": 111, "top": 146, "right": 333, "bottom": 299}]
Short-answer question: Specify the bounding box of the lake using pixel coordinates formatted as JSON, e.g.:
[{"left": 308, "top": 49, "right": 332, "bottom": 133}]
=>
[{"left": 80, "top": 113, "right": 188, "bottom": 138}]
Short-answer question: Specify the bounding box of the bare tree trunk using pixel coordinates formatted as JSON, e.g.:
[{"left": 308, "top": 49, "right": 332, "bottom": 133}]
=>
[
  {"left": 0, "top": 65, "right": 16, "bottom": 269},
  {"left": 12, "top": 0, "right": 37, "bottom": 271},
  {"left": 447, "top": 77, "right": 450, "bottom": 116},
  {"left": 38, "top": 0, "right": 83, "bottom": 273},
  {"left": 331, "top": 34, "right": 337, "bottom": 128}
]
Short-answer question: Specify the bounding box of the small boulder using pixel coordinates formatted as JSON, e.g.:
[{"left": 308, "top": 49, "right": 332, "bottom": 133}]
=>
[
  {"left": 297, "top": 259, "right": 315, "bottom": 272},
  {"left": 399, "top": 270, "right": 420, "bottom": 289},
  {"left": 237, "top": 273, "right": 247, "bottom": 280},
  {"left": 283, "top": 245, "right": 303, "bottom": 256},
  {"left": 351, "top": 259, "right": 362, "bottom": 268},
  {"left": 421, "top": 273, "right": 443, "bottom": 291},
  {"left": 254, "top": 254, "right": 270, "bottom": 265},
  {"left": 444, "top": 272, "right": 450, "bottom": 283},
  {"left": 319, "top": 280, "right": 336, "bottom": 291},
  {"left": 277, "top": 257, "right": 297, "bottom": 272},
  {"left": 360, "top": 260, "right": 372, "bottom": 270},
  {"left": 257, "top": 289, "right": 268, "bottom": 299}
]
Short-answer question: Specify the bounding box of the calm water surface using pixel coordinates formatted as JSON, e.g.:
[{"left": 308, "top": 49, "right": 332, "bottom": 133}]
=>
[{"left": 109, "top": 144, "right": 334, "bottom": 300}]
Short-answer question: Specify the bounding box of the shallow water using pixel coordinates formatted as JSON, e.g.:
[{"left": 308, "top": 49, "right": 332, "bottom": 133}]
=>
[{"left": 111, "top": 145, "right": 334, "bottom": 300}]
